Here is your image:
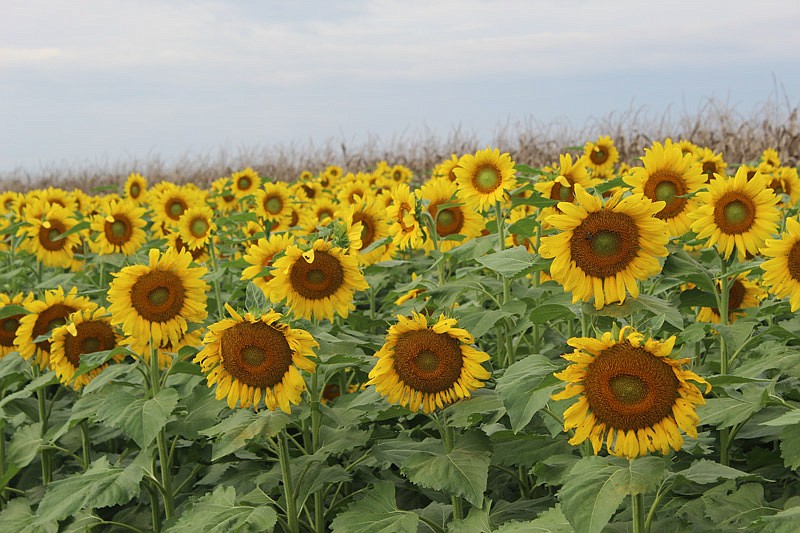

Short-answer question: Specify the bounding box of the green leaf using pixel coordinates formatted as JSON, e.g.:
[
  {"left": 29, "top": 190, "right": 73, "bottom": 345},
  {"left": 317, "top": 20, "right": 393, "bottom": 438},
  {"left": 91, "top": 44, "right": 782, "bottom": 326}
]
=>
[
  {"left": 84, "top": 386, "right": 179, "bottom": 448},
  {"left": 34, "top": 455, "right": 147, "bottom": 524},
  {"left": 495, "top": 505, "right": 574, "bottom": 532},
  {"left": 507, "top": 216, "right": 538, "bottom": 238},
  {"left": 781, "top": 423, "right": 800, "bottom": 470},
  {"left": 443, "top": 390, "right": 505, "bottom": 428},
  {"left": 558, "top": 456, "right": 666, "bottom": 533},
  {"left": 703, "top": 481, "right": 774, "bottom": 528},
  {"left": 672, "top": 459, "right": 752, "bottom": 484},
  {"left": 529, "top": 304, "right": 576, "bottom": 325},
  {"left": 70, "top": 346, "right": 134, "bottom": 382},
  {"left": 696, "top": 385, "right": 768, "bottom": 429},
  {"left": 453, "top": 307, "right": 512, "bottom": 338},
  {"left": 200, "top": 409, "right": 290, "bottom": 461},
  {"left": 167, "top": 485, "right": 277, "bottom": 533},
  {"left": 330, "top": 481, "right": 419, "bottom": 533},
  {"left": 401, "top": 430, "right": 492, "bottom": 506},
  {"left": 448, "top": 503, "right": 492, "bottom": 533},
  {"left": 0, "top": 499, "right": 57, "bottom": 533},
  {"left": 495, "top": 354, "right": 560, "bottom": 432},
  {"left": 476, "top": 246, "right": 534, "bottom": 278},
  {"left": 634, "top": 294, "right": 684, "bottom": 329},
  {"left": 0, "top": 304, "right": 28, "bottom": 320},
  {"left": 7, "top": 422, "right": 43, "bottom": 469},
  {"left": 752, "top": 504, "right": 800, "bottom": 533},
  {"left": 372, "top": 435, "right": 441, "bottom": 468}
]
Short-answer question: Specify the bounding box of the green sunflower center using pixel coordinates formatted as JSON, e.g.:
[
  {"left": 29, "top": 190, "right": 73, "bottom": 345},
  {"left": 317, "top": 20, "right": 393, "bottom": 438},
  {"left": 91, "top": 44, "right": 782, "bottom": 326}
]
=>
[
  {"left": 474, "top": 167, "right": 501, "bottom": 193},
  {"left": 654, "top": 181, "right": 678, "bottom": 203},
  {"left": 238, "top": 177, "right": 251, "bottom": 190},
  {"left": 190, "top": 218, "right": 209, "bottom": 237},
  {"left": 168, "top": 201, "right": 184, "bottom": 217},
  {"left": 111, "top": 220, "right": 127, "bottom": 238},
  {"left": 2, "top": 318, "right": 18, "bottom": 332},
  {"left": 81, "top": 337, "right": 101, "bottom": 353},
  {"left": 241, "top": 346, "right": 266, "bottom": 366},
  {"left": 438, "top": 210, "right": 455, "bottom": 227},
  {"left": 266, "top": 197, "right": 282, "bottom": 214},
  {"left": 148, "top": 287, "right": 171, "bottom": 306},
  {"left": 558, "top": 185, "right": 573, "bottom": 201},
  {"left": 306, "top": 269, "right": 325, "bottom": 284},
  {"left": 130, "top": 184, "right": 140, "bottom": 197},
  {"left": 724, "top": 200, "right": 748, "bottom": 225},
  {"left": 609, "top": 374, "right": 648, "bottom": 404},
  {"left": 413, "top": 349, "right": 439, "bottom": 372},
  {"left": 590, "top": 231, "right": 620, "bottom": 256}
]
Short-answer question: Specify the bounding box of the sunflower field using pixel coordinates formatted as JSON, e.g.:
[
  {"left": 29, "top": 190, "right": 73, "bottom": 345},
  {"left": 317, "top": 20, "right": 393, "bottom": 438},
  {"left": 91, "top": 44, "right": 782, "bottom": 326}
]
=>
[{"left": 1, "top": 139, "right": 800, "bottom": 532}]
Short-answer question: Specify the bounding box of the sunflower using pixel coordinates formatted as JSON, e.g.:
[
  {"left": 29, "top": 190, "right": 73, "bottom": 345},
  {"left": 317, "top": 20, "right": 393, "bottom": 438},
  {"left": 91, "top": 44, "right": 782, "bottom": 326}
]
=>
[
  {"left": 0, "top": 191, "right": 18, "bottom": 213},
  {"left": 211, "top": 177, "right": 239, "bottom": 213},
  {"left": 39, "top": 187, "right": 76, "bottom": 210},
  {"left": 766, "top": 166, "right": 800, "bottom": 207},
  {"left": 0, "top": 292, "right": 34, "bottom": 358},
  {"left": 124, "top": 172, "right": 148, "bottom": 203},
  {"left": 336, "top": 197, "right": 390, "bottom": 265},
  {"left": 308, "top": 198, "right": 339, "bottom": 231},
  {"left": 90, "top": 199, "right": 147, "bottom": 256},
  {"left": 254, "top": 181, "right": 292, "bottom": 226},
  {"left": 49, "top": 307, "right": 124, "bottom": 390},
  {"left": 165, "top": 231, "right": 210, "bottom": 263},
  {"left": 321, "top": 165, "right": 342, "bottom": 189},
  {"left": 551, "top": 327, "right": 710, "bottom": 459},
  {"left": 419, "top": 178, "right": 484, "bottom": 252},
  {"left": 367, "top": 312, "right": 490, "bottom": 413},
  {"left": 677, "top": 139, "right": 700, "bottom": 159},
  {"left": 696, "top": 147, "right": 727, "bottom": 183},
  {"left": 17, "top": 200, "right": 82, "bottom": 268},
  {"left": 453, "top": 147, "right": 518, "bottom": 212},
  {"left": 177, "top": 206, "right": 216, "bottom": 250},
  {"left": 14, "top": 287, "right": 93, "bottom": 369},
  {"left": 540, "top": 185, "right": 669, "bottom": 309},
  {"left": 583, "top": 135, "right": 619, "bottom": 175},
  {"left": 194, "top": 304, "right": 317, "bottom": 412},
  {"left": 386, "top": 183, "right": 424, "bottom": 250},
  {"left": 761, "top": 217, "right": 800, "bottom": 311},
  {"left": 151, "top": 184, "right": 199, "bottom": 229},
  {"left": 230, "top": 168, "right": 261, "bottom": 198},
  {"left": 760, "top": 148, "right": 781, "bottom": 169},
  {"left": 293, "top": 179, "right": 322, "bottom": 202},
  {"left": 624, "top": 140, "right": 706, "bottom": 237},
  {"left": 534, "top": 154, "right": 599, "bottom": 225},
  {"left": 265, "top": 239, "right": 369, "bottom": 321},
  {"left": 298, "top": 170, "right": 314, "bottom": 181},
  {"left": 108, "top": 248, "right": 209, "bottom": 347},
  {"left": 336, "top": 174, "right": 373, "bottom": 206},
  {"left": 432, "top": 154, "right": 460, "bottom": 182},
  {"left": 696, "top": 273, "right": 763, "bottom": 323},
  {"left": 690, "top": 168, "right": 780, "bottom": 261},
  {"left": 242, "top": 233, "right": 296, "bottom": 293}
]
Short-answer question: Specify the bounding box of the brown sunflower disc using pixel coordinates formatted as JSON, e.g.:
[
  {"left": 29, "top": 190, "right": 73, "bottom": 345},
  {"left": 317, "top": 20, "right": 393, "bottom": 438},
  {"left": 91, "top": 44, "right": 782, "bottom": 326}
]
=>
[
  {"left": 289, "top": 250, "right": 345, "bottom": 300},
  {"left": 38, "top": 220, "right": 68, "bottom": 251},
  {"left": 264, "top": 195, "right": 283, "bottom": 215},
  {"left": 220, "top": 321, "right": 293, "bottom": 388},
  {"left": 430, "top": 203, "right": 464, "bottom": 236},
  {"left": 702, "top": 162, "right": 717, "bottom": 181},
  {"left": 570, "top": 211, "right": 640, "bottom": 278},
  {"left": 32, "top": 304, "right": 77, "bottom": 352},
  {"left": 63, "top": 320, "right": 117, "bottom": 367},
  {"left": 643, "top": 170, "right": 688, "bottom": 219},
  {"left": 104, "top": 215, "right": 134, "bottom": 246},
  {"left": 550, "top": 180, "right": 575, "bottom": 203},
  {"left": 583, "top": 342, "right": 680, "bottom": 431},
  {"left": 472, "top": 165, "right": 502, "bottom": 194},
  {"left": 789, "top": 241, "right": 800, "bottom": 282},
  {"left": 130, "top": 270, "right": 186, "bottom": 322},
  {"left": 392, "top": 329, "right": 463, "bottom": 393},
  {"left": 237, "top": 175, "right": 252, "bottom": 191},
  {"left": 713, "top": 192, "right": 756, "bottom": 234},
  {"left": 165, "top": 197, "right": 188, "bottom": 221},
  {"left": 590, "top": 149, "right": 609, "bottom": 165},
  {"left": 353, "top": 212, "right": 376, "bottom": 248},
  {"left": 0, "top": 314, "right": 23, "bottom": 347},
  {"left": 301, "top": 184, "right": 317, "bottom": 199}
]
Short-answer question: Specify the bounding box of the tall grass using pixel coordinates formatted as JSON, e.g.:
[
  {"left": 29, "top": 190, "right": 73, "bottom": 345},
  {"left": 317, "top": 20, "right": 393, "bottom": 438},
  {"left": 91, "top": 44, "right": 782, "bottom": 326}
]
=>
[{"left": 2, "top": 94, "right": 798, "bottom": 193}]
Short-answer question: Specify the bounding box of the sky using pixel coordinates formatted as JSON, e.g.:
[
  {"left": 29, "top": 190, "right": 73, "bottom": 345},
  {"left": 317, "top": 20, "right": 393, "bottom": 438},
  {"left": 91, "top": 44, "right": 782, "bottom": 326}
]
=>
[{"left": 1, "top": 0, "right": 799, "bottom": 175}]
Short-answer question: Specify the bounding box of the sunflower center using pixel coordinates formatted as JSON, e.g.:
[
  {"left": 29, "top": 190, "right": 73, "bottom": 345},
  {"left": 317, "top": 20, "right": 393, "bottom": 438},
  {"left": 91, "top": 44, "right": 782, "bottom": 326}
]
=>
[
  {"left": 788, "top": 241, "right": 800, "bottom": 282},
  {"left": 32, "top": 304, "right": 77, "bottom": 353},
  {"left": 0, "top": 316, "right": 21, "bottom": 347},
  {"left": 392, "top": 329, "right": 463, "bottom": 393},
  {"left": 1, "top": 317, "right": 18, "bottom": 332},
  {"left": 39, "top": 220, "right": 67, "bottom": 251},
  {"left": 130, "top": 184, "right": 141, "bottom": 198},
  {"left": 702, "top": 162, "right": 717, "bottom": 180},
  {"left": 354, "top": 213, "right": 376, "bottom": 248},
  {"left": 714, "top": 193, "right": 756, "bottom": 234},
  {"left": 290, "top": 250, "right": 345, "bottom": 300},
  {"left": 590, "top": 231, "right": 620, "bottom": 257},
  {"left": 583, "top": 341, "right": 679, "bottom": 431},
  {"left": 301, "top": 184, "right": 316, "bottom": 199},
  {"left": 130, "top": 270, "right": 186, "bottom": 322},
  {"left": 266, "top": 197, "right": 282, "bottom": 214},
  {"left": 654, "top": 181, "right": 678, "bottom": 203},
  {"left": 591, "top": 149, "right": 608, "bottom": 165},
  {"left": 474, "top": 166, "right": 502, "bottom": 193},
  {"left": 190, "top": 217, "right": 209, "bottom": 238},
  {"left": 431, "top": 204, "right": 464, "bottom": 236},
  {"left": 557, "top": 183, "right": 574, "bottom": 202},
  {"left": 167, "top": 199, "right": 187, "bottom": 220},
  {"left": 105, "top": 215, "right": 133, "bottom": 246},
  {"left": 643, "top": 171, "right": 688, "bottom": 219},
  {"left": 238, "top": 176, "right": 251, "bottom": 190},
  {"left": 111, "top": 220, "right": 127, "bottom": 237},
  {"left": 609, "top": 374, "right": 648, "bottom": 405},
  {"left": 220, "top": 321, "right": 294, "bottom": 388},
  {"left": 570, "top": 211, "right": 640, "bottom": 278},
  {"left": 63, "top": 320, "right": 117, "bottom": 367}
]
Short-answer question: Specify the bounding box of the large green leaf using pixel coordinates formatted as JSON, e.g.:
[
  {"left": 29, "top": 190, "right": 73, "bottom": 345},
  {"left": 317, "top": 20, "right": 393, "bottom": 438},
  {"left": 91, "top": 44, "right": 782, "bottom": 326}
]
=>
[
  {"left": 199, "top": 408, "right": 290, "bottom": 461},
  {"left": 781, "top": 423, "right": 800, "bottom": 470},
  {"left": 448, "top": 503, "right": 492, "bottom": 533},
  {"left": 495, "top": 354, "right": 560, "bottom": 432},
  {"left": 703, "top": 481, "right": 775, "bottom": 528},
  {"left": 94, "top": 387, "right": 180, "bottom": 448},
  {"left": 330, "top": 481, "right": 419, "bottom": 533},
  {"left": 558, "top": 456, "right": 665, "bottom": 533},
  {"left": 34, "top": 454, "right": 147, "bottom": 524},
  {"left": 672, "top": 459, "right": 752, "bottom": 484},
  {"left": 401, "top": 430, "right": 492, "bottom": 506},
  {"left": 476, "top": 246, "right": 534, "bottom": 278},
  {"left": 696, "top": 385, "right": 768, "bottom": 429},
  {"left": 0, "top": 499, "right": 57, "bottom": 533},
  {"left": 166, "top": 485, "right": 277, "bottom": 532},
  {"left": 495, "top": 505, "right": 574, "bottom": 532}
]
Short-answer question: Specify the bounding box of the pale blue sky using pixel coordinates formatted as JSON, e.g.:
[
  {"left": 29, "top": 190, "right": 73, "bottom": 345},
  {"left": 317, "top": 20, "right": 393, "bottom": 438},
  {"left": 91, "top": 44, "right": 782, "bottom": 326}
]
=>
[{"left": 1, "top": 0, "right": 799, "bottom": 174}]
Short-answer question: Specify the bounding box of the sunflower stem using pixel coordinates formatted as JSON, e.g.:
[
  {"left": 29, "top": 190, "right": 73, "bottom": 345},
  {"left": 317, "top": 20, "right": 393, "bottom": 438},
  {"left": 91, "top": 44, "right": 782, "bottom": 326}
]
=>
[
  {"left": 494, "top": 201, "right": 515, "bottom": 366},
  {"left": 146, "top": 482, "right": 162, "bottom": 533},
  {"left": 79, "top": 419, "right": 91, "bottom": 470},
  {"left": 150, "top": 342, "right": 174, "bottom": 519},
  {"left": 309, "top": 368, "right": 325, "bottom": 532},
  {"left": 0, "top": 408, "right": 6, "bottom": 506},
  {"left": 718, "top": 255, "right": 732, "bottom": 465},
  {"left": 278, "top": 431, "right": 300, "bottom": 533},
  {"left": 632, "top": 492, "right": 646, "bottom": 533},
  {"left": 33, "top": 365, "right": 52, "bottom": 486},
  {"left": 208, "top": 238, "right": 225, "bottom": 320}
]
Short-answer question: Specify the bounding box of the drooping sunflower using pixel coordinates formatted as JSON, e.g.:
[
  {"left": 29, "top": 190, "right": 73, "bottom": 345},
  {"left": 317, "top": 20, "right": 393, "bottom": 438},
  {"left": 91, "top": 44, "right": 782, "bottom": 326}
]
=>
[
  {"left": 453, "top": 147, "right": 518, "bottom": 212},
  {"left": 90, "top": 199, "right": 147, "bottom": 256},
  {"left": 761, "top": 217, "right": 800, "bottom": 311},
  {"left": 583, "top": 135, "right": 619, "bottom": 175},
  {"left": 230, "top": 168, "right": 261, "bottom": 198},
  {"left": 367, "top": 312, "right": 490, "bottom": 413},
  {"left": 17, "top": 200, "right": 82, "bottom": 268},
  {"left": 540, "top": 185, "right": 669, "bottom": 309},
  {"left": 49, "top": 307, "right": 124, "bottom": 390},
  {"left": 0, "top": 292, "right": 34, "bottom": 358},
  {"left": 677, "top": 139, "right": 700, "bottom": 159},
  {"left": 242, "top": 233, "right": 296, "bottom": 293},
  {"left": 265, "top": 239, "right": 369, "bottom": 321},
  {"left": 336, "top": 197, "right": 391, "bottom": 265},
  {"left": 255, "top": 182, "right": 293, "bottom": 226},
  {"left": 0, "top": 191, "right": 18, "bottom": 213},
  {"left": 690, "top": 168, "right": 780, "bottom": 261},
  {"left": 124, "top": 172, "right": 148, "bottom": 203},
  {"left": 386, "top": 183, "right": 424, "bottom": 250},
  {"left": 108, "top": 248, "right": 209, "bottom": 347},
  {"left": 14, "top": 286, "right": 94, "bottom": 369},
  {"left": 177, "top": 206, "right": 216, "bottom": 250},
  {"left": 194, "top": 304, "right": 318, "bottom": 412},
  {"left": 624, "top": 140, "right": 706, "bottom": 237},
  {"left": 419, "top": 177, "right": 484, "bottom": 252},
  {"left": 696, "top": 147, "right": 727, "bottom": 183},
  {"left": 552, "top": 327, "right": 710, "bottom": 459},
  {"left": 696, "top": 273, "right": 763, "bottom": 324}
]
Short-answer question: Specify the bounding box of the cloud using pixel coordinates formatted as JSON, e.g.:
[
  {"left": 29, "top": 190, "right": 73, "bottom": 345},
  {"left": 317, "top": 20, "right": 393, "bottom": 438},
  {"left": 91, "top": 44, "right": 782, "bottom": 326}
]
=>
[{"left": 0, "top": 47, "right": 61, "bottom": 65}]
